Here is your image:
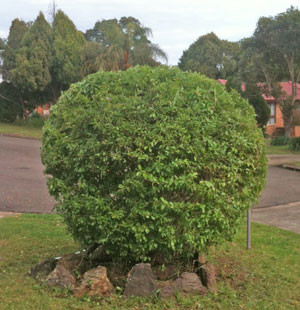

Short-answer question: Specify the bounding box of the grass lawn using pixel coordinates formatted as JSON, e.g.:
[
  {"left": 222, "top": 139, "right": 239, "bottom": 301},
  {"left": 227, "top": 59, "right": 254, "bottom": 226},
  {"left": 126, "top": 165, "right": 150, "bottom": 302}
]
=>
[
  {"left": 0, "top": 214, "right": 299, "bottom": 309},
  {"left": 265, "top": 140, "right": 300, "bottom": 155},
  {"left": 0, "top": 123, "right": 42, "bottom": 139}
]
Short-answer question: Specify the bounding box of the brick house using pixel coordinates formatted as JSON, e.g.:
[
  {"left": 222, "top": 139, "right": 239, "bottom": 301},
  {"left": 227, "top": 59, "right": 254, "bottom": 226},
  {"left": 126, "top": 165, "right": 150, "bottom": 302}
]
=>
[
  {"left": 218, "top": 79, "right": 300, "bottom": 137},
  {"left": 35, "top": 103, "right": 51, "bottom": 116}
]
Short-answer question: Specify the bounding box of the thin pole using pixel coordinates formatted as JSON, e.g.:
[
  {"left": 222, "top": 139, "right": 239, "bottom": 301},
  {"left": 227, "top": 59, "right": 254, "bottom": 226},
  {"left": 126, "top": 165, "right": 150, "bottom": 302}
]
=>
[{"left": 247, "top": 209, "right": 251, "bottom": 249}]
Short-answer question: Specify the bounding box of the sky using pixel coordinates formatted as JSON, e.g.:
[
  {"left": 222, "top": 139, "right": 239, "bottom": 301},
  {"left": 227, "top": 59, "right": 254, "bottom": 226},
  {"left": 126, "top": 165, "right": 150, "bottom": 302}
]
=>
[{"left": 0, "top": 0, "right": 299, "bottom": 65}]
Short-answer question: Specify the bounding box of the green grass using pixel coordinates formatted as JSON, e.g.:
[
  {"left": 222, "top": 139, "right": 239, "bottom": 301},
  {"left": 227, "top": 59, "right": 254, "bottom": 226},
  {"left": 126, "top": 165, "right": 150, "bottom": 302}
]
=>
[
  {"left": 0, "top": 214, "right": 299, "bottom": 309},
  {"left": 0, "top": 122, "right": 43, "bottom": 139},
  {"left": 265, "top": 139, "right": 300, "bottom": 155}
]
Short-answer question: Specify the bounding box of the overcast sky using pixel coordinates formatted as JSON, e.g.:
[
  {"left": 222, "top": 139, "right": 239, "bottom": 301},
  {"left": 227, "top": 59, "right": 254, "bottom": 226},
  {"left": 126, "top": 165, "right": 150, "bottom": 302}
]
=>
[{"left": 0, "top": 0, "right": 299, "bottom": 65}]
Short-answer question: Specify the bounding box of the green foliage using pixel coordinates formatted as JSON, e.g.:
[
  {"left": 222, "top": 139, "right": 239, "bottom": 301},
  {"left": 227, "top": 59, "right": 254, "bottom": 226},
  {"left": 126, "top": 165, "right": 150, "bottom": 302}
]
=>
[
  {"left": 2, "top": 19, "right": 28, "bottom": 81},
  {"left": 14, "top": 112, "right": 45, "bottom": 128},
  {"left": 270, "top": 135, "right": 291, "bottom": 146},
  {"left": 11, "top": 12, "right": 52, "bottom": 94},
  {"left": 0, "top": 38, "right": 5, "bottom": 50},
  {"left": 0, "top": 82, "right": 23, "bottom": 122},
  {"left": 225, "top": 76, "right": 241, "bottom": 94},
  {"left": 42, "top": 66, "right": 266, "bottom": 265},
  {"left": 178, "top": 32, "right": 240, "bottom": 79},
  {"left": 83, "top": 17, "right": 167, "bottom": 72},
  {"left": 51, "top": 10, "right": 86, "bottom": 95},
  {"left": 242, "top": 82, "right": 270, "bottom": 128},
  {"left": 288, "top": 137, "right": 300, "bottom": 151},
  {"left": 249, "top": 6, "right": 300, "bottom": 135}
]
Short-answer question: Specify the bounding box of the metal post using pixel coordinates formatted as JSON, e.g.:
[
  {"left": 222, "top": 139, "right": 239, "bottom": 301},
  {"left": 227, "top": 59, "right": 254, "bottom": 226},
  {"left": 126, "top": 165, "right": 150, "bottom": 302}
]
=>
[{"left": 247, "top": 209, "right": 251, "bottom": 249}]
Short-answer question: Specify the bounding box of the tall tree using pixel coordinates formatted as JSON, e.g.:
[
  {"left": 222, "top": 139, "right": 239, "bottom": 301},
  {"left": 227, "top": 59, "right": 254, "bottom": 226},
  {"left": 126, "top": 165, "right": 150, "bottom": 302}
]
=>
[
  {"left": 0, "top": 38, "right": 5, "bottom": 50},
  {"left": 2, "top": 19, "right": 28, "bottom": 81},
  {"left": 251, "top": 6, "right": 300, "bottom": 135},
  {"left": 83, "top": 17, "right": 167, "bottom": 72},
  {"left": 178, "top": 32, "right": 240, "bottom": 79},
  {"left": 11, "top": 12, "right": 52, "bottom": 110},
  {"left": 12, "top": 13, "right": 51, "bottom": 93},
  {"left": 51, "top": 10, "right": 86, "bottom": 99}
]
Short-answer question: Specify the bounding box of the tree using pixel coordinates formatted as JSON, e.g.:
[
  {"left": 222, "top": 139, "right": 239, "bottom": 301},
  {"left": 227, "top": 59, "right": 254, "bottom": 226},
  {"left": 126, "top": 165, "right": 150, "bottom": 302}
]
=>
[
  {"left": 83, "top": 17, "right": 167, "bottom": 72},
  {"left": 226, "top": 77, "right": 270, "bottom": 129},
  {"left": 251, "top": 6, "right": 300, "bottom": 136},
  {"left": 0, "top": 82, "right": 24, "bottom": 122},
  {"left": 11, "top": 13, "right": 52, "bottom": 95},
  {"left": 2, "top": 19, "right": 28, "bottom": 81},
  {"left": 242, "top": 82, "right": 270, "bottom": 129},
  {"left": 0, "top": 38, "right": 5, "bottom": 50},
  {"left": 178, "top": 32, "right": 240, "bottom": 79},
  {"left": 51, "top": 10, "right": 86, "bottom": 99}
]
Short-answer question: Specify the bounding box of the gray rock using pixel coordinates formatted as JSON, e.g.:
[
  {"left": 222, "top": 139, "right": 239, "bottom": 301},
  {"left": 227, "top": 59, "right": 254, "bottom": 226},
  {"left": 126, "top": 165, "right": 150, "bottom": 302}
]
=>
[
  {"left": 124, "top": 263, "right": 157, "bottom": 297},
  {"left": 180, "top": 272, "right": 207, "bottom": 294},
  {"left": 159, "top": 272, "right": 207, "bottom": 298},
  {"left": 30, "top": 258, "right": 57, "bottom": 282},
  {"left": 45, "top": 262, "right": 76, "bottom": 289},
  {"left": 199, "top": 263, "right": 217, "bottom": 293}
]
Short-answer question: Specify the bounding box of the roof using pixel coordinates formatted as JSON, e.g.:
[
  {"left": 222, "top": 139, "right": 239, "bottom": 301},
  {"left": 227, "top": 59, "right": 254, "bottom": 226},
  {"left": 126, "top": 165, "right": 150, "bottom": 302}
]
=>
[
  {"left": 262, "top": 82, "right": 300, "bottom": 102},
  {"left": 217, "top": 80, "right": 300, "bottom": 102}
]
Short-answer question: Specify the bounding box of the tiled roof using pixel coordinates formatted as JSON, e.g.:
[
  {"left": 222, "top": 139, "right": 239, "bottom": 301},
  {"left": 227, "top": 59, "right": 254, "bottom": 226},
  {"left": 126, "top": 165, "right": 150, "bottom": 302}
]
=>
[{"left": 218, "top": 80, "right": 300, "bottom": 102}]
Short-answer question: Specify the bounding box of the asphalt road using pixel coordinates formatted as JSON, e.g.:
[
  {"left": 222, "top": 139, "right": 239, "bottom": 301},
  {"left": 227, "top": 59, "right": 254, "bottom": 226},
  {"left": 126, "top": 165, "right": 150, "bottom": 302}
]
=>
[
  {"left": 0, "top": 136, "right": 55, "bottom": 214},
  {"left": 0, "top": 136, "right": 300, "bottom": 234},
  {"left": 257, "top": 166, "right": 300, "bottom": 208}
]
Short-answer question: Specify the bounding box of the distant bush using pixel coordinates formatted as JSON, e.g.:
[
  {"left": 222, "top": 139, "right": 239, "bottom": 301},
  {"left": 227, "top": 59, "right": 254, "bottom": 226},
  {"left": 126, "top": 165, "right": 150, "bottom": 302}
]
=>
[
  {"left": 0, "top": 82, "right": 24, "bottom": 122},
  {"left": 288, "top": 137, "right": 300, "bottom": 151},
  {"left": 15, "top": 112, "right": 45, "bottom": 128},
  {"left": 42, "top": 66, "right": 267, "bottom": 265},
  {"left": 270, "top": 135, "right": 291, "bottom": 146}
]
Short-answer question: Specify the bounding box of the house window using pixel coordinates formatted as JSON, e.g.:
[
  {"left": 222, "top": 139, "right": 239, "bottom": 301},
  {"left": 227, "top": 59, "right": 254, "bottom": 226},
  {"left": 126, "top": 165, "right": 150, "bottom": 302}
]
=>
[{"left": 268, "top": 102, "right": 276, "bottom": 125}]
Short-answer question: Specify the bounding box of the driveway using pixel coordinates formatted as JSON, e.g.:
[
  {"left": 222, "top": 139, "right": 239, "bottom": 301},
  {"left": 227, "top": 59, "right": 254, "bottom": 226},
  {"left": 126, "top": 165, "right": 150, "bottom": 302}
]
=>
[{"left": 0, "top": 135, "right": 299, "bottom": 234}]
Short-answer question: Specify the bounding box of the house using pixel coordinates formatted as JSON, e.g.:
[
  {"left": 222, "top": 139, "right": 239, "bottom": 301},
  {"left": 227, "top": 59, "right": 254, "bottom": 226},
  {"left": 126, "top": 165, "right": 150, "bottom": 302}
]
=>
[
  {"left": 217, "top": 79, "right": 300, "bottom": 137},
  {"left": 35, "top": 103, "right": 51, "bottom": 116}
]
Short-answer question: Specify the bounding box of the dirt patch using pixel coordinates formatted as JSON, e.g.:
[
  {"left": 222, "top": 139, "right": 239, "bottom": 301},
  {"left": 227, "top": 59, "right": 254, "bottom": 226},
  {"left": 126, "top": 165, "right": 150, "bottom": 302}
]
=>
[
  {"left": 0, "top": 212, "right": 20, "bottom": 219},
  {"left": 0, "top": 239, "right": 8, "bottom": 248},
  {"left": 214, "top": 252, "right": 253, "bottom": 290}
]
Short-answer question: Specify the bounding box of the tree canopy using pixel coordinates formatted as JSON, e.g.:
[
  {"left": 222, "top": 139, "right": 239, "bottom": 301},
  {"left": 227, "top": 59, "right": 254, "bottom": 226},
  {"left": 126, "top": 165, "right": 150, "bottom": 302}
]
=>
[
  {"left": 247, "top": 6, "right": 300, "bottom": 135},
  {"left": 83, "top": 17, "right": 167, "bottom": 72},
  {"left": 2, "top": 19, "right": 28, "bottom": 81},
  {"left": 51, "top": 10, "right": 86, "bottom": 97},
  {"left": 178, "top": 32, "right": 240, "bottom": 79},
  {"left": 11, "top": 12, "right": 52, "bottom": 95}
]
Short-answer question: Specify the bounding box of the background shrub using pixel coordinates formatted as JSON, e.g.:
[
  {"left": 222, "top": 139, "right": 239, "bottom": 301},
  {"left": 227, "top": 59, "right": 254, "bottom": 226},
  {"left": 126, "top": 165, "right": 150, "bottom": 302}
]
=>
[
  {"left": 42, "top": 66, "right": 266, "bottom": 265},
  {"left": 288, "top": 137, "right": 300, "bottom": 151},
  {"left": 15, "top": 112, "right": 45, "bottom": 128},
  {"left": 270, "top": 135, "right": 291, "bottom": 146},
  {"left": 0, "top": 82, "right": 24, "bottom": 122}
]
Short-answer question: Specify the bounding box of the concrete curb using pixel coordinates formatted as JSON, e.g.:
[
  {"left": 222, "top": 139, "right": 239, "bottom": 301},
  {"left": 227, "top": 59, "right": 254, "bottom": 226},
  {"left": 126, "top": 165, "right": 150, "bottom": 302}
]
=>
[
  {"left": 252, "top": 201, "right": 300, "bottom": 212},
  {"left": 0, "top": 133, "right": 41, "bottom": 140},
  {"left": 282, "top": 164, "right": 300, "bottom": 172}
]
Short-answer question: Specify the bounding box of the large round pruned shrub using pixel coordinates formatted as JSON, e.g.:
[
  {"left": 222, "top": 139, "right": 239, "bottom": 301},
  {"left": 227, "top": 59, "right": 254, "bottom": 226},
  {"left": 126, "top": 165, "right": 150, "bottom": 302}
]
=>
[{"left": 42, "top": 66, "right": 266, "bottom": 264}]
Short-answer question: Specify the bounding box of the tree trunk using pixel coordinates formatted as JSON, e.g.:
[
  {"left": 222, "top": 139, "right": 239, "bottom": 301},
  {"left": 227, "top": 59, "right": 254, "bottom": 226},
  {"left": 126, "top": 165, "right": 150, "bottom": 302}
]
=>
[{"left": 284, "top": 119, "right": 292, "bottom": 137}]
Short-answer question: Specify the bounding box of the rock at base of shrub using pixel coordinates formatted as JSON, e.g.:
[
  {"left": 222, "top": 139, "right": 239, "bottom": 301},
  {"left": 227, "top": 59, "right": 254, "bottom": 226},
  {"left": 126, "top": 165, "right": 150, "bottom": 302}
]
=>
[
  {"left": 45, "top": 263, "right": 76, "bottom": 289},
  {"left": 73, "top": 266, "right": 114, "bottom": 298},
  {"left": 30, "top": 258, "right": 58, "bottom": 282},
  {"left": 152, "top": 265, "right": 177, "bottom": 281},
  {"left": 159, "top": 272, "right": 207, "bottom": 298},
  {"left": 199, "top": 262, "right": 217, "bottom": 293},
  {"left": 123, "top": 263, "right": 157, "bottom": 297}
]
